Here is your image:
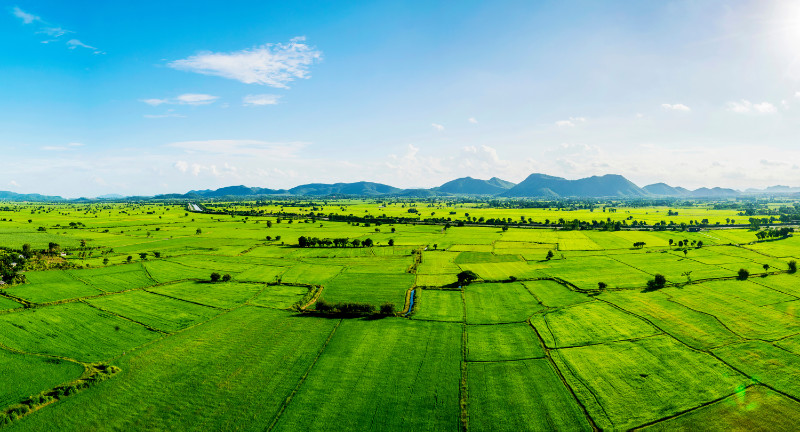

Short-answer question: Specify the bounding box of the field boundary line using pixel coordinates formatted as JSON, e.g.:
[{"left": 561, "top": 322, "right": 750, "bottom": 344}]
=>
[
  {"left": 79, "top": 299, "right": 169, "bottom": 335},
  {"left": 142, "top": 288, "right": 226, "bottom": 310},
  {"left": 465, "top": 356, "right": 546, "bottom": 363},
  {"left": 267, "top": 318, "right": 343, "bottom": 432}
]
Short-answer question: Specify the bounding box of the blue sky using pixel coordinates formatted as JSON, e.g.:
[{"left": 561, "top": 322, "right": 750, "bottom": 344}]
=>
[{"left": 3, "top": 0, "right": 800, "bottom": 197}]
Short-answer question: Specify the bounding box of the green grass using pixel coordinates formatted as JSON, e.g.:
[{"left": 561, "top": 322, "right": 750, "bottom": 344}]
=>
[
  {"left": 467, "top": 360, "right": 592, "bottom": 431},
  {"left": 532, "top": 301, "right": 659, "bottom": 348},
  {"left": 248, "top": 284, "right": 312, "bottom": 309},
  {"left": 143, "top": 260, "right": 211, "bottom": 283},
  {"left": 149, "top": 280, "right": 264, "bottom": 309},
  {"left": 86, "top": 290, "right": 220, "bottom": 332},
  {"left": 713, "top": 340, "right": 800, "bottom": 399},
  {"left": 0, "top": 295, "right": 22, "bottom": 310},
  {"left": 3, "top": 271, "right": 102, "bottom": 304},
  {"left": 0, "top": 350, "right": 83, "bottom": 409},
  {"left": 466, "top": 323, "right": 544, "bottom": 361},
  {"left": 642, "top": 385, "right": 800, "bottom": 431},
  {"left": 0, "top": 302, "right": 160, "bottom": 362},
  {"left": 69, "top": 263, "right": 156, "bottom": 292},
  {"left": 522, "top": 279, "right": 591, "bottom": 308},
  {"left": 454, "top": 252, "right": 523, "bottom": 264},
  {"left": 552, "top": 335, "right": 746, "bottom": 430},
  {"left": 464, "top": 282, "right": 544, "bottom": 324},
  {"left": 412, "top": 289, "right": 464, "bottom": 322},
  {"left": 5, "top": 307, "right": 338, "bottom": 431},
  {"left": 320, "top": 271, "right": 413, "bottom": 307},
  {"left": 272, "top": 319, "right": 461, "bottom": 432}
]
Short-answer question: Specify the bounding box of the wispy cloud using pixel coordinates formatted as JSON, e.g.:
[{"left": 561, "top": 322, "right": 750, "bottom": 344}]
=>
[
  {"left": 555, "top": 117, "right": 586, "bottom": 127},
  {"left": 727, "top": 100, "right": 777, "bottom": 114},
  {"left": 243, "top": 94, "right": 281, "bottom": 106},
  {"left": 10, "top": 6, "right": 102, "bottom": 53},
  {"left": 143, "top": 113, "right": 187, "bottom": 119},
  {"left": 140, "top": 94, "right": 218, "bottom": 107},
  {"left": 168, "top": 37, "right": 322, "bottom": 88},
  {"left": 168, "top": 140, "right": 306, "bottom": 158},
  {"left": 661, "top": 103, "right": 691, "bottom": 112},
  {"left": 431, "top": 123, "right": 445, "bottom": 131},
  {"left": 468, "top": 117, "right": 478, "bottom": 124},
  {"left": 12, "top": 6, "right": 39, "bottom": 24}
]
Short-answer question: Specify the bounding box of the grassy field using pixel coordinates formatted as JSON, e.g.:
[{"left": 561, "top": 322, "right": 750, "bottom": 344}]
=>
[{"left": 0, "top": 201, "right": 799, "bottom": 430}]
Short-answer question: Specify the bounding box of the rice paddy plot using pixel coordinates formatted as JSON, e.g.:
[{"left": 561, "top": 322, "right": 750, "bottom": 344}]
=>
[
  {"left": 746, "top": 236, "right": 800, "bottom": 258},
  {"left": 417, "top": 251, "right": 461, "bottom": 274},
  {"left": 272, "top": 319, "right": 461, "bottom": 432},
  {"left": 466, "top": 323, "right": 544, "bottom": 361},
  {"left": 641, "top": 385, "right": 800, "bottom": 432},
  {"left": 467, "top": 360, "right": 592, "bottom": 432},
  {"left": 86, "top": 290, "right": 219, "bottom": 332},
  {"left": 279, "top": 263, "right": 343, "bottom": 285},
  {"left": 411, "top": 289, "right": 464, "bottom": 322},
  {"left": 69, "top": 263, "right": 156, "bottom": 292},
  {"left": 713, "top": 340, "right": 800, "bottom": 399},
  {"left": 552, "top": 335, "right": 746, "bottom": 430},
  {"left": 669, "top": 282, "right": 800, "bottom": 340},
  {"left": 143, "top": 260, "right": 212, "bottom": 283},
  {"left": 415, "top": 273, "right": 458, "bottom": 287},
  {"left": 601, "top": 290, "right": 741, "bottom": 350},
  {"left": 454, "top": 252, "right": 522, "bottom": 264},
  {"left": 0, "top": 295, "right": 22, "bottom": 310},
  {"left": 610, "top": 252, "right": 732, "bottom": 282},
  {"left": 4, "top": 307, "right": 339, "bottom": 431},
  {"left": 0, "top": 350, "right": 84, "bottom": 409},
  {"left": 540, "top": 255, "right": 652, "bottom": 290},
  {"left": 3, "top": 271, "right": 102, "bottom": 304},
  {"left": 776, "top": 333, "right": 800, "bottom": 353},
  {"left": 235, "top": 265, "right": 288, "bottom": 283},
  {"left": 522, "top": 280, "right": 591, "bottom": 308},
  {"left": 0, "top": 302, "right": 160, "bottom": 362},
  {"left": 464, "top": 282, "right": 544, "bottom": 324},
  {"left": 459, "top": 261, "right": 546, "bottom": 281},
  {"left": 248, "top": 284, "right": 311, "bottom": 309},
  {"left": 750, "top": 273, "right": 800, "bottom": 298},
  {"left": 448, "top": 244, "right": 493, "bottom": 252},
  {"left": 532, "top": 301, "right": 658, "bottom": 348},
  {"left": 703, "top": 279, "right": 796, "bottom": 306},
  {"left": 320, "top": 271, "right": 413, "bottom": 307},
  {"left": 165, "top": 255, "right": 256, "bottom": 274},
  {"left": 149, "top": 281, "right": 264, "bottom": 309}
]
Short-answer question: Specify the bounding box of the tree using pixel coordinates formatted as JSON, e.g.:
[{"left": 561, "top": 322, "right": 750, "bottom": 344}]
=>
[
  {"left": 298, "top": 236, "right": 308, "bottom": 248},
  {"left": 763, "top": 264, "right": 770, "bottom": 272},
  {"left": 546, "top": 250, "right": 554, "bottom": 260},
  {"left": 391, "top": 227, "right": 396, "bottom": 233},
  {"left": 737, "top": 268, "right": 750, "bottom": 280},
  {"left": 789, "top": 260, "right": 798, "bottom": 274},
  {"left": 103, "top": 258, "right": 109, "bottom": 265},
  {"left": 598, "top": 282, "right": 607, "bottom": 290},
  {"left": 80, "top": 239, "right": 87, "bottom": 248},
  {"left": 196, "top": 228, "right": 202, "bottom": 235},
  {"left": 654, "top": 274, "right": 666, "bottom": 287},
  {"left": 126, "top": 256, "right": 132, "bottom": 263},
  {"left": 379, "top": 302, "right": 396, "bottom": 315},
  {"left": 683, "top": 249, "right": 688, "bottom": 257},
  {"left": 138, "top": 252, "right": 148, "bottom": 260},
  {"left": 222, "top": 274, "right": 232, "bottom": 282},
  {"left": 351, "top": 239, "right": 361, "bottom": 248},
  {"left": 388, "top": 239, "right": 395, "bottom": 246},
  {"left": 457, "top": 270, "right": 479, "bottom": 286},
  {"left": 22, "top": 244, "right": 31, "bottom": 255},
  {"left": 210, "top": 272, "right": 221, "bottom": 282},
  {"left": 153, "top": 251, "right": 161, "bottom": 258},
  {"left": 363, "top": 238, "right": 374, "bottom": 247}
]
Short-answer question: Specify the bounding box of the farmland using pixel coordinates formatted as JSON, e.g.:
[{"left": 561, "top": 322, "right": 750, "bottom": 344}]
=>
[{"left": 0, "top": 201, "right": 799, "bottom": 430}]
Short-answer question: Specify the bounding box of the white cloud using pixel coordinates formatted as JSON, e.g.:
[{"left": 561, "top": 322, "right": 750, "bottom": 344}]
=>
[
  {"left": 66, "top": 39, "right": 102, "bottom": 54},
  {"left": 67, "top": 142, "right": 84, "bottom": 147},
  {"left": 9, "top": 180, "right": 19, "bottom": 187},
  {"left": 12, "top": 6, "right": 39, "bottom": 24},
  {"left": 168, "top": 37, "right": 322, "bottom": 88},
  {"left": 174, "top": 93, "right": 218, "bottom": 105},
  {"left": 661, "top": 103, "right": 691, "bottom": 112},
  {"left": 141, "top": 98, "right": 168, "bottom": 106},
  {"left": 431, "top": 123, "right": 445, "bottom": 131},
  {"left": 243, "top": 94, "right": 281, "bottom": 106},
  {"left": 174, "top": 161, "right": 189, "bottom": 173},
  {"left": 795, "top": 91, "right": 800, "bottom": 98},
  {"left": 41, "top": 146, "right": 70, "bottom": 151},
  {"left": 468, "top": 117, "right": 478, "bottom": 124},
  {"left": 727, "top": 100, "right": 777, "bottom": 114},
  {"left": 555, "top": 117, "right": 586, "bottom": 127}
]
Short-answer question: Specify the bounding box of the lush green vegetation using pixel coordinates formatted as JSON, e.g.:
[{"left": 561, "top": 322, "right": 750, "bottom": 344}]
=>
[{"left": 0, "top": 200, "right": 799, "bottom": 430}]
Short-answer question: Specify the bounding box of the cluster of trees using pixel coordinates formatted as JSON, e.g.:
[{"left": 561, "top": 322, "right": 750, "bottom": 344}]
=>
[
  {"left": 314, "top": 299, "right": 395, "bottom": 316},
  {"left": 644, "top": 274, "right": 667, "bottom": 291},
  {"left": 755, "top": 227, "right": 794, "bottom": 240},
  {"left": 668, "top": 239, "right": 703, "bottom": 248},
  {"left": 297, "top": 236, "right": 376, "bottom": 248},
  {"left": 210, "top": 273, "right": 232, "bottom": 282},
  {"left": 0, "top": 250, "right": 26, "bottom": 284},
  {"left": 632, "top": 242, "right": 646, "bottom": 248},
  {"left": 457, "top": 270, "right": 478, "bottom": 286}
]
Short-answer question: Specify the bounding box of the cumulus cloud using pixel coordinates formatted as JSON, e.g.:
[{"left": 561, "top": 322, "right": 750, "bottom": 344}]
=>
[
  {"left": 168, "top": 37, "right": 322, "bottom": 88},
  {"left": 661, "top": 103, "right": 691, "bottom": 112},
  {"left": 727, "top": 100, "right": 777, "bottom": 114},
  {"left": 9, "top": 180, "right": 20, "bottom": 187},
  {"left": 468, "top": 117, "right": 478, "bottom": 124},
  {"left": 431, "top": 123, "right": 445, "bottom": 131},
  {"left": 174, "top": 93, "right": 218, "bottom": 105},
  {"left": 141, "top": 98, "right": 168, "bottom": 106},
  {"left": 243, "top": 94, "right": 281, "bottom": 106}
]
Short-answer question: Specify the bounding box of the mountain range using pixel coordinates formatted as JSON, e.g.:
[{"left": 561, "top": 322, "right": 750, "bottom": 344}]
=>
[{"left": 0, "top": 173, "right": 795, "bottom": 201}]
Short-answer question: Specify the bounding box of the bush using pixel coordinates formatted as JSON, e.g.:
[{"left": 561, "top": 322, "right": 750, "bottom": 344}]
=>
[
  {"left": 598, "top": 282, "right": 607, "bottom": 290},
  {"left": 789, "top": 260, "right": 797, "bottom": 273},
  {"left": 457, "top": 270, "right": 479, "bottom": 286},
  {"left": 737, "top": 268, "right": 750, "bottom": 280},
  {"left": 645, "top": 273, "right": 667, "bottom": 292},
  {"left": 313, "top": 300, "right": 376, "bottom": 316},
  {"left": 222, "top": 274, "right": 232, "bottom": 282},
  {"left": 379, "top": 302, "right": 396, "bottom": 315},
  {"left": 210, "top": 272, "right": 221, "bottom": 282}
]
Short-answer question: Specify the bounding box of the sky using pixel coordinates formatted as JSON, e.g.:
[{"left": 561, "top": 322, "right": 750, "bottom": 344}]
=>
[{"left": 3, "top": 0, "right": 800, "bottom": 197}]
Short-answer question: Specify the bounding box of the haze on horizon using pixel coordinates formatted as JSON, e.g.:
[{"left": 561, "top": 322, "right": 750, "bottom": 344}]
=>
[{"left": 3, "top": 0, "right": 800, "bottom": 198}]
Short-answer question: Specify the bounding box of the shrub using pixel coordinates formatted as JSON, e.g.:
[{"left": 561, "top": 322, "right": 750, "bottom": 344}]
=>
[
  {"left": 210, "top": 272, "right": 221, "bottom": 282},
  {"left": 737, "top": 268, "right": 750, "bottom": 280},
  {"left": 645, "top": 274, "right": 667, "bottom": 292},
  {"left": 457, "top": 270, "right": 478, "bottom": 286},
  {"left": 598, "top": 282, "right": 607, "bottom": 290},
  {"left": 222, "top": 274, "right": 232, "bottom": 282},
  {"left": 379, "top": 302, "right": 396, "bottom": 315},
  {"left": 789, "top": 260, "right": 798, "bottom": 273}
]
